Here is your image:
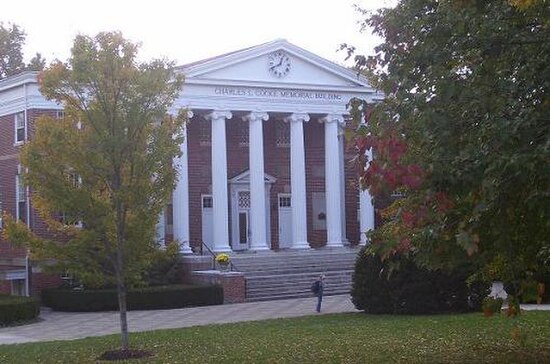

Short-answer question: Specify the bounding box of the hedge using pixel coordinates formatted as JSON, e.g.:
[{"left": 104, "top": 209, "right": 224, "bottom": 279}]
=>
[
  {"left": 0, "top": 294, "right": 40, "bottom": 326},
  {"left": 41, "top": 284, "right": 223, "bottom": 312},
  {"left": 351, "top": 247, "right": 490, "bottom": 315}
]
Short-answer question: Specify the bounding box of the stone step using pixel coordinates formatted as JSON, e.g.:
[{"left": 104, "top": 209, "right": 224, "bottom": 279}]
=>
[
  {"left": 245, "top": 270, "right": 353, "bottom": 282},
  {"left": 231, "top": 257, "right": 355, "bottom": 267},
  {"left": 233, "top": 258, "right": 356, "bottom": 270},
  {"left": 247, "top": 282, "right": 352, "bottom": 296},
  {"left": 232, "top": 260, "right": 356, "bottom": 271},
  {"left": 246, "top": 290, "right": 351, "bottom": 302},
  {"left": 231, "top": 248, "right": 359, "bottom": 302},
  {"left": 237, "top": 266, "right": 354, "bottom": 275}
]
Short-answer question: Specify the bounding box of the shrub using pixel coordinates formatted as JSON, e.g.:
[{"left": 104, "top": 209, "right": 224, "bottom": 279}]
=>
[
  {"left": 0, "top": 294, "right": 40, "bottom": 326},
  {"left": 351, "top": 247, "right": 490, "bottom": 315},
  {"left": 42, "top": 284, "right": 223, "bottom": 312},
  {"left": 144, "top": 242, "right": 183, "bottom": 286},
  {"left": 482, "top": 296, "right": 504, "bottom": 316}
]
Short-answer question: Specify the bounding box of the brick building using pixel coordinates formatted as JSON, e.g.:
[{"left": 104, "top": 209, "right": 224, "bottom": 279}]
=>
[{"left": 0, "top": 39, "right": 379, "bottom": 296}]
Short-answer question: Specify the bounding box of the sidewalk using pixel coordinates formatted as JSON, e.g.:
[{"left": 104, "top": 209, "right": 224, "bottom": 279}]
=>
[
  {"left": 0, "top": 294, "right": 357, "bottom": 345},
  {"left": 1, "top": 296, "right": 548, "bottom": 346}
]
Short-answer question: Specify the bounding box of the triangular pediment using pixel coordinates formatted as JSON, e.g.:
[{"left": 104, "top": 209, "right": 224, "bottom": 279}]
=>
[
  {"left": 177, "top": 39, "right": 372, "bottom": 89},
  {"left": 229, "top": 170, "right": 277, "bottom": 184}
]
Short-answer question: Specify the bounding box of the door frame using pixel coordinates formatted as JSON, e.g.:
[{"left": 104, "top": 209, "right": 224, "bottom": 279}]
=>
[{"left": 229, "top": 171, "right": 275, "bottom": 251}]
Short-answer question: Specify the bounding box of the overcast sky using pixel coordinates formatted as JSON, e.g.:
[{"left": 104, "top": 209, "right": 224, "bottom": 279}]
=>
[{"left": 3, "top": 0, "right": 395, "bottom": 67}]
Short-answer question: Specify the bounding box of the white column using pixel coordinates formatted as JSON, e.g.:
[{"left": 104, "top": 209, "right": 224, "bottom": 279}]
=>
[
  {"left": 155, "top": 209, "right": 166, "bottom": 248},
  {"left": 245, "top": 112, "right": 270, "bottom": 251},
  {"left": 322, "top": 114, "right": 344, "bottom": 248},
  {"left": 287, "top": 113, "right": 310, "bottom": 249},
  {"left": 172, "top": 111, "right": 193, "bottom": 254},
  {"left": 339, "top": 133, "right": 348, "bottom": 244},
  {"left": 207, "top": 110, "right": 232, "bottom": 252},
  {"left": 359, "top": 148, "right": 375, "bottom": 245}
]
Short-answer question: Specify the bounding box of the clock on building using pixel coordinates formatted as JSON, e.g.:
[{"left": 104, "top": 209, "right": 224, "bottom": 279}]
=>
[{"left": 268, "top": 51, "right": 291, "bottom": 78}]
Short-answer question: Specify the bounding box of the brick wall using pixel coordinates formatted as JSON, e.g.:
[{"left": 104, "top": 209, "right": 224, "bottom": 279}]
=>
[
  {"left": 30, "top": 272, "right": 63, "bottom": 297},
  {"left": 0, "top": 109, "right": 61, "bottom": 259}
]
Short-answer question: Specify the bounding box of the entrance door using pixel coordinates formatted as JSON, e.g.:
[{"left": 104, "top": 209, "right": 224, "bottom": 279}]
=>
[
  {"left": 233, "top": 191, "right": 250, "bottom": 250},
  {"left": 278, "top": 194, "right": 292, "bottom": 248},
  {"left": 238, "top": 211, "right": 249, "bottom": 247}
]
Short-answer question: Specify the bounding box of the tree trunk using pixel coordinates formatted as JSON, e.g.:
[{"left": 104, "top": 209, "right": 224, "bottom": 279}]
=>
[{"left": 116, "top": 257, "right": 130, "bottom": 350}]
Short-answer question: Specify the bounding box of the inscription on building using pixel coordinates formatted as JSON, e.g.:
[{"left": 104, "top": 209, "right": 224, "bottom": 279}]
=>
[{"left": 214, "top": 87, "right": 342, "bottom": 101}]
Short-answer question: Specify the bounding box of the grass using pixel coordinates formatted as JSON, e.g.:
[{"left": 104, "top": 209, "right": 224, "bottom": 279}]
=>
[{"left": 1, "top": 312, "right": 550, "bottom": 363}]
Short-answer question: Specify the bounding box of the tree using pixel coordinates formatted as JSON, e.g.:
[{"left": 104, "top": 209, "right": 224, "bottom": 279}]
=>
[
  {"left": 347, "top": 0, "right": 549, "bottom": 293},
  {"left": 3, "top": 31, "right": 185, "bottom": 352},
  {"left": 27, "top": 52, "right": 46, "bottom": 71},
  {"left": 0, "top": 22, "right": 46, "bottom": 79},
  {"left": 0, "top": 22, "right": 26, "bottom": 79}
]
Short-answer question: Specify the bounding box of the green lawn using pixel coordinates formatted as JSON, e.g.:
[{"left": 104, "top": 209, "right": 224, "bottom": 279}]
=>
[{"left": 1, "top": 312, "right": 550, "bottom": 363}]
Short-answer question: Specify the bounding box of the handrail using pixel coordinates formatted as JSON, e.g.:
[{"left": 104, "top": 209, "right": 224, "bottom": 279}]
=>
[{"left": 199, "top": 241, "right": 240, "bottom": 272}]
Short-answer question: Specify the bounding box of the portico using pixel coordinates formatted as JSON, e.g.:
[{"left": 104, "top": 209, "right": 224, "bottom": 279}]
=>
[{"left": 168, "top": 39, "right": 379, "bottom": 253}]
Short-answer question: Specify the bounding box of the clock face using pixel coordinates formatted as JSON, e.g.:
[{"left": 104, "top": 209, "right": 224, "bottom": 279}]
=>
[{"left": 268, "top": 51, "right": 291, "bottom": 78}]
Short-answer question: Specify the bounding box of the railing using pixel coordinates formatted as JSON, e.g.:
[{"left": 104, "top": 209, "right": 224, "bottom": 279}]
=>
[{"left": 198, "top": 241, "right": 240, "bottom": 272}]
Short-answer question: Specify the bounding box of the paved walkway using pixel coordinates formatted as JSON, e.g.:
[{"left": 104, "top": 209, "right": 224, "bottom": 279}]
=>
[
  {"left": 0, "top": 294, "right": 357, "bottom": 345},
  {"left": 1, "top": 296, "right": 548, "bottom": 346}
]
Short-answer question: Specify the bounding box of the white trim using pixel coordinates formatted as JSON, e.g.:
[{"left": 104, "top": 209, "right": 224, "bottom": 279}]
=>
[{"left": 0, "top": 72, "right": 62, "bottom": 117}]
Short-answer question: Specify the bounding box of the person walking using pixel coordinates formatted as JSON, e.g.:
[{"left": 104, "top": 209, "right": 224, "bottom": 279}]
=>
[{"left": 313, "top": 274, "right": 325, "bottom": 313}]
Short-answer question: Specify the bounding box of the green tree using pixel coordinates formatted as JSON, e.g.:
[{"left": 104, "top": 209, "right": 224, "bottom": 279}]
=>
[
  {"left": 27, "top": 52, "right": 46, "bottom": 71},
  {"left": 0, "top": 22, "right": 26, "bottom": 79},
  {"left": 3, "top": 31, "right": 185, "bottom": 351},
  {"left": 347, "top": 0, "right": 549, "bottom": 292},
  {"left": 0, "top": 22, "right": 46, "bottom": 79}
]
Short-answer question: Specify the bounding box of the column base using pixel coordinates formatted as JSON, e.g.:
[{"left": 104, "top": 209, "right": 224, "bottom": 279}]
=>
[
  {"left": 213, "top": 246, "right": 232, "bottom": 253},
  {"left": 250, "top": 245, "right": 270, "bottom": 251},
  {"left": 359, "top": 232, "right": 369, "bottom": 246},
  {"left": 326, "top": 241, "right": 345, "bottom": 248},
  {"left": 179, "top": 244, "right": 194, "bottom": 255},
  {"left": 291, "top": 242, "right": 311, "bottom": 249}
]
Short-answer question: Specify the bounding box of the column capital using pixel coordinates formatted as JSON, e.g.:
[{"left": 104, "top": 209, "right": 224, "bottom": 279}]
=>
[
  {"left": 285, "top": 113, "right": 310, "bottom": 123},
  {"left": 320, "top": 114, "right": 345, "bottom": 125},
  {"left": 243, "top": 112, "right": 269, "bottom": 122},
  {"left": 206, "top": 110, "right": 233, "bottom": 121}
]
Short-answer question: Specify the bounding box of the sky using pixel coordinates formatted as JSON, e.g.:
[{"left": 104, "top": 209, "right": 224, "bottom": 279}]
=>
[{"left": 2, "top": 0, "right": 395, "bottom": 67}]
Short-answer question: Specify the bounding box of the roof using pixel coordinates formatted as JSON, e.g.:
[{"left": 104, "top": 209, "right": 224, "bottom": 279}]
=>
[{"left": 176, "top": 39, "right": 372, "bottom": 89}]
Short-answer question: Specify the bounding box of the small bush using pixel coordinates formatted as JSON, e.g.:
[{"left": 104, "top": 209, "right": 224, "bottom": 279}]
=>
[
  {"left": 41, "top": 284, "right": 223, "bottom": 312},
  {"left": 0, "top": 294, "right": 40, "bottom": 326},
  {"left": 482, "top": 296, "right": 504, "bottom": 315},
  {"left": 351, "top": 247, "right": 490, "bottom": 315}
]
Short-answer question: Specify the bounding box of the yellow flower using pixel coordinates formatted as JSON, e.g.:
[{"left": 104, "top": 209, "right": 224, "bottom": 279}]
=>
[{"left": 215, "top": 253, "right": 230, "bottom": 263}]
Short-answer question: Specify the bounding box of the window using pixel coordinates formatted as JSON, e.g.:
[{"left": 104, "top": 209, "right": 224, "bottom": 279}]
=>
[
  {"left": 312, "top": 192, "right": 326, "bottom": 231},
  {"left": 199, "top": 118, "right": 211, "bottom": 145},
  {"left": 58, "top": 212, "right": 82, "bottom": 226},
  {"left": 202, "top": 196, "right": 213, "bottom": 209},
  {"left": 56, "top": 110, "right": 65, "bottom": 119},
  {"left": 15, "top": 112, "right": 26, "bottom": 144},
  {"left": 238, "top": 191, "right": 250, "bottom": 209},
  {"left": 279, "top": 196, "right": 291, "bottom": 208},
  {"left": 16, "top": 165, "right": 27, "bottom": 223},
  {"left": 11, "top": 279, "right": 26, "bottom": 296},
  {"left": 58, "top": 172, "right": 82, "bottom": 226},
  {"left": 276, "top": 121, "right": 290, "bottom": 147},
  {"left": 238, "top": 119, "right": 249, "bottom": 146}
]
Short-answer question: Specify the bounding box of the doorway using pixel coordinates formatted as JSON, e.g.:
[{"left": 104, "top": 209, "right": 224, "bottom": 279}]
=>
[{"left": 278, "top": 193, "right": 292, "bottom": 248}]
